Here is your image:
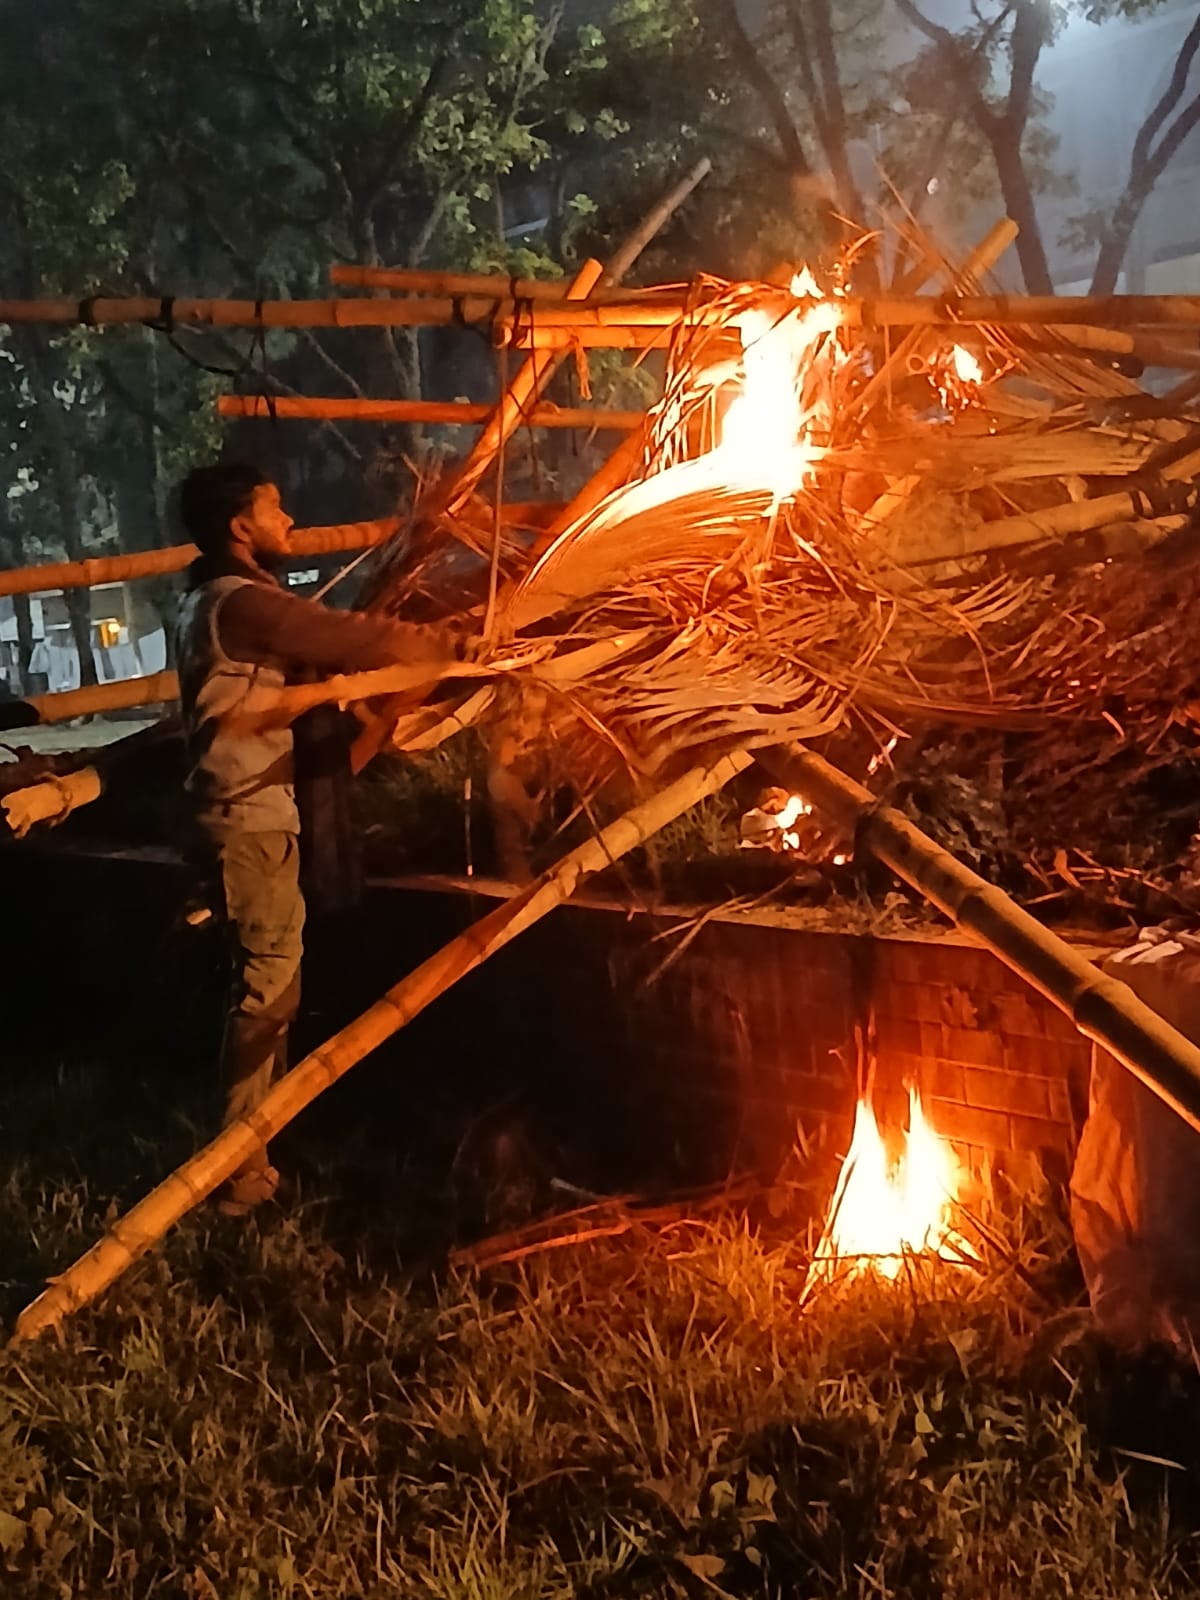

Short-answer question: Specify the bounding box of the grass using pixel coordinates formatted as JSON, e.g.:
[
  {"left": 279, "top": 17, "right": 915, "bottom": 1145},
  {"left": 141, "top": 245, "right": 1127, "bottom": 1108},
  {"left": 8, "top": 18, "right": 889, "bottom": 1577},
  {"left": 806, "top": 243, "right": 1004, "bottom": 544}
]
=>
[{"left": 5, "top": 1051, "right": 1200, "bottom": 1598}]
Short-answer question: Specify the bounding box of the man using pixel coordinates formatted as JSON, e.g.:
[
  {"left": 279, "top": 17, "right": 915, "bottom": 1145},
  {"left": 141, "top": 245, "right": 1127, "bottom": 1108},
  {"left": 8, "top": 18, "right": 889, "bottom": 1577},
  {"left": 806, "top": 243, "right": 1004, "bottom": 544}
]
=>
[{"left": 176, "top": 461, "right": 452, "bottom": 1215}]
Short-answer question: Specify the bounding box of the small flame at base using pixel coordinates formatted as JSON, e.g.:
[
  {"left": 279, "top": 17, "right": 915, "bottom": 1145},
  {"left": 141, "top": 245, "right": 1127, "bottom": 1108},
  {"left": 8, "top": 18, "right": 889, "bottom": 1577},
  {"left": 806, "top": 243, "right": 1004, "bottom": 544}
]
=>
[{"left": 808, "top": 1088, "right": 970, "bottom": 1285}]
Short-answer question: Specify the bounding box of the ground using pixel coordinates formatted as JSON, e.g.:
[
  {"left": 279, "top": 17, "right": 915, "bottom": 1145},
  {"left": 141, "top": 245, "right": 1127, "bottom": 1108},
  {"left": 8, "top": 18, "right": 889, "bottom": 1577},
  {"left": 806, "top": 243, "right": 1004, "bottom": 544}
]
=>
[
  {"left": 5, "top": 1031, "right": 1200, "bottom": 1599},
  {"left": 5, "top": 729, "right": 1200, "bottom": 1596}
]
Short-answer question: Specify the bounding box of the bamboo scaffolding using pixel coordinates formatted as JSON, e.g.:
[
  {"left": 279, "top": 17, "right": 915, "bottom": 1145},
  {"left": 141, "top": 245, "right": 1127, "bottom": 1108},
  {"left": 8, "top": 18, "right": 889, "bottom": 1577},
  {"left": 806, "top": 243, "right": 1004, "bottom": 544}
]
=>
[
  {"left": 9, "top": 748, "right": 752, "bottom": 1344},
  {"left": 760, "top": 745, "right": 1200, "bottom": 1133},
  {"left": 0, "top": 518, "right": 401, "bottom": 598},
  {"left": 218, "top": 395, "right": 642, "bottom": 429}
]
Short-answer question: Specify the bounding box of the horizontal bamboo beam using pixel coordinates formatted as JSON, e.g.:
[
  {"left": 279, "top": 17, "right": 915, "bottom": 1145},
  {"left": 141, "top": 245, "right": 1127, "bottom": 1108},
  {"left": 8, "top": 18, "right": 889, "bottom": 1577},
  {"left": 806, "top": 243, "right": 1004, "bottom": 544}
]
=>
[
  {"left": 10, "top": 747, "right": 752, "bottom": 1343},
  {"left": 10, "top": 289, "right": 1200, "bottom": 335},
  {"left": 328, "top": 264, "right": 676, "bottom": 303},
  {"left": 761, "top": 744, "right": 1200, "bottom": 1134},
  {"left": 0, "top": 293, "right": 667, "bottom": 331},
  {"left": 26, "top": 671, "right": 179, "bottom": 723},
  {"left": 496, "top": 293, "right": 1200, "bottom": 335},
  {"left": 218, "top": 394, "right": 642, "bottom": 429},
  {"left": 0, "top": 518, "right": 401, "bottom": 598}
]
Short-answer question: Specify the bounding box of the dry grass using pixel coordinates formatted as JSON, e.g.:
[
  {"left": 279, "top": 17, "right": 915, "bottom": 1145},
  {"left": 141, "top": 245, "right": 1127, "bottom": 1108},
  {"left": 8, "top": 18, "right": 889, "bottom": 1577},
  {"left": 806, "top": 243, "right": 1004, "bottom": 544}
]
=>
[{"left": 4, "top": 1049, "right": 1200, "bottom": 1599}]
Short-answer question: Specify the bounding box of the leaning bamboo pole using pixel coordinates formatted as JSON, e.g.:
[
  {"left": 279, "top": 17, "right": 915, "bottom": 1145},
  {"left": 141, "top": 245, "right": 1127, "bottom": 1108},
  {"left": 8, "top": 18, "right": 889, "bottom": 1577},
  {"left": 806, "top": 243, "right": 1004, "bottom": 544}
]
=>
[
  {"left": 218, "top": 395, "right": 642, "bottom": 429},
  {"left": 760, "top": 744, "right": 1200, "bottom": 1132},
  {"left": 445, "top": 258, "right": 605, "bottom": 514},
  {"left": 0, "top": 518, "right": 401, "bottom": 599},
  {"left": 10, "top": 748, "right": 752, "bottom": 1344}
]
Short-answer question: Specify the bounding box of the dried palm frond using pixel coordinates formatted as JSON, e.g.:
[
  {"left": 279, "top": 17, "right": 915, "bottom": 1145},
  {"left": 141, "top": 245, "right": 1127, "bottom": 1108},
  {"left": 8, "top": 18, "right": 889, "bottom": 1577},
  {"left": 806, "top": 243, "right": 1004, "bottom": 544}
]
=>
[{"left": 362, "top": 244, "right": 1200, "bottom": 816}]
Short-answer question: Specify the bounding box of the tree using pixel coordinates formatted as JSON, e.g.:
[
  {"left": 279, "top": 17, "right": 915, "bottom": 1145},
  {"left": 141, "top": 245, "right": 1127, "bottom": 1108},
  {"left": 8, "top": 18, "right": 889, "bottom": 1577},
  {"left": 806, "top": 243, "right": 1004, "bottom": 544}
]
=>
[
  {"left": 1089, "top": 7, "right": 1200, "bottom": 293},
  {"left": 895, "top": 0, "right": 1194, "bottom": 296},
  {"left": 100, "top": 0, "right": 623, "bottom": 490}
]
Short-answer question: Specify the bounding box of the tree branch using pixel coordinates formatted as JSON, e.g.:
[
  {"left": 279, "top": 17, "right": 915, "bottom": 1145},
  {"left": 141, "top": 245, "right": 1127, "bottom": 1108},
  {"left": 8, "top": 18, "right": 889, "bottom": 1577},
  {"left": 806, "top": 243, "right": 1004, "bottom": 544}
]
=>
[{"left": 710, "top": 0, "right": 814, "bottom": 177}]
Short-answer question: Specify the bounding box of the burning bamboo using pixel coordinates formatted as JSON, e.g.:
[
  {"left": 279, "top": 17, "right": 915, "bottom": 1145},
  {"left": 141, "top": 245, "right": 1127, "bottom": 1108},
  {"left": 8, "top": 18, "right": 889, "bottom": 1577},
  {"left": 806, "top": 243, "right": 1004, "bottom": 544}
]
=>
[
  {"left": 9, "top": 749, "right": 752, "bottom": 1344},
  {"left": 760, "top": 744, "right": 1200, "bottom": 1134}
]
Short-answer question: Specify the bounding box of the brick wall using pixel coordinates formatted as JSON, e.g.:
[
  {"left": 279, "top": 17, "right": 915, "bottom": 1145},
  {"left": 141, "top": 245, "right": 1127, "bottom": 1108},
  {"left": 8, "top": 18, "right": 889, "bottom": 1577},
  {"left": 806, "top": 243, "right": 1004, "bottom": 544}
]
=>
[{"left": 459, "top": 894, "right": 1105, "bottom": 1179}]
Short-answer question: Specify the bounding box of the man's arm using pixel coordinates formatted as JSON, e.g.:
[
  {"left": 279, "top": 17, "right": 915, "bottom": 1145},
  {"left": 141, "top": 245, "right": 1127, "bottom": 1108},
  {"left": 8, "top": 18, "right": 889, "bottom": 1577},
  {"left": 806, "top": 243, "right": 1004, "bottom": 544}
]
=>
[
  {"left": 217, "top": 583, "right": 455, "bottom": 675},
  {"left": 0, "top": 698, "right": 41, "bottom": 732}
]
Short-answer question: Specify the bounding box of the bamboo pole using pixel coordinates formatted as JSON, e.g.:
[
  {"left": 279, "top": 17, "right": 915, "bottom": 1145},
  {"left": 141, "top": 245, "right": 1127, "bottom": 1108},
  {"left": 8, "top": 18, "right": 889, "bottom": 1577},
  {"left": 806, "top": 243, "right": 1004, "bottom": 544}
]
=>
[
  {"left": 2, "top": 767, "right": 102, "bottom": 836},
  {"left": 343, "top": 258, "right": 604, "bottom": 773},
  {"left": 446, "top": 259, "right": 605, "bottom": 514},
  {"left": 497, "top": 293, "right": 1200, "bottom": 335},
  {"left": 760, "top": 744, "right": 1200, "bottom": 1133},
  {"left": 0, "top": 518, "right": 401, "bottom": 599},
  {"left": 901, "top": 445, "right": 1200, "bottom": 564},
  {"left": 0, "top": 293, "right": 665, "bottom": 330},
  {"left": 9, "top": 748, "right": 752, "bottom": 1344},
  {"left": 892, "top": 218, "right": 1020, "bottom": 295},
  {"left": 0, "top": 718, "right": 179, "bottom": 833},
  {"left": 218, "top": 395, "right": 642, "bottom": 429},
  {"left": 328, "top": 264, "right": 679, "bottom": 303},
  {"left": 230, "top": 629, "right": 653, "bottom": 733},
  {"left": 26, "top": 671, "right": 179, "bottom": 724},
  {"left": 331, "top": 156, "right": 708, "bottom": 326},
  {"left": 1054, "top": 325, "right": 1200, "bottom": 371},
  {"left": 10, "top": 288, "right": 1200, "bottom": 335}
]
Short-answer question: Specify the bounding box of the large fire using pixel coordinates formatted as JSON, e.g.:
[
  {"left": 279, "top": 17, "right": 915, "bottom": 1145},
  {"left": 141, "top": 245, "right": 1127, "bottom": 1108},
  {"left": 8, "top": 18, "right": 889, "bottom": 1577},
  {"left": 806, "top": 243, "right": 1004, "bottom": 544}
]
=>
[
  {"left": 808, "top": 1088, "right": 969, "bottom": 1284},
  {"left": 717, "top": 278, "right": 844, "bottom": 496}
]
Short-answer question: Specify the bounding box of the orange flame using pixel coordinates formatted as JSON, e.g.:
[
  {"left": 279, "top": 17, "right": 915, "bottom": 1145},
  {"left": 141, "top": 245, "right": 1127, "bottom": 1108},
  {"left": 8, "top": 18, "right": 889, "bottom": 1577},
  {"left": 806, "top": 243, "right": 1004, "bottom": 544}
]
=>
[
  {"left": 808, "top": 1088, "right": 969, "bottom": 1284},
  {"left": 932, "top": 343, "right": 986, "bottom": 410},
  {"left": 716, "top": 274, "right": 844, "bottom": 497}
]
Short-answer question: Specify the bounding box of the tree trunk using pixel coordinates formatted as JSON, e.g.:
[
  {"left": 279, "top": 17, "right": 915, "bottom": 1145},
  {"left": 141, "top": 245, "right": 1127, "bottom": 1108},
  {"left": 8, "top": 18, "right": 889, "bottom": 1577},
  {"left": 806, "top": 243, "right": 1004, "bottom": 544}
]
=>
[
  {"left": 17, "top": 331, "right": 99, "bottom": 686},
  {"left": 64, "top": 588, "right": 97, "bottom": 689},
  {"left": 12, "top": 591, "right": 34, "bottom": 690},
  {"left": 991, "top": 137, "right": 1054, "bottom": 294}
]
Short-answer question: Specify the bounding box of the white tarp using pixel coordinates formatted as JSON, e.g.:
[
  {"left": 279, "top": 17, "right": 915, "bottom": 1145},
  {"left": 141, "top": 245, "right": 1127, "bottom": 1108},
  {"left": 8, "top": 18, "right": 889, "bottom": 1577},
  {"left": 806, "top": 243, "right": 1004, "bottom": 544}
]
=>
[{"left": 1070, "top": 929, "right": 1200, "bottom": 1350}]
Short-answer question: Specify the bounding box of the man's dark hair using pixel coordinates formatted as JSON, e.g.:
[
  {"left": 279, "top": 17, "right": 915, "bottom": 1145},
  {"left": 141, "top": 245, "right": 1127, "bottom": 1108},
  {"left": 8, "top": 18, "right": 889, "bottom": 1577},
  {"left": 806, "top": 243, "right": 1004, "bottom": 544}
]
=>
[{"left": 179, "top": 462, "right": 271, "bottom": 554}]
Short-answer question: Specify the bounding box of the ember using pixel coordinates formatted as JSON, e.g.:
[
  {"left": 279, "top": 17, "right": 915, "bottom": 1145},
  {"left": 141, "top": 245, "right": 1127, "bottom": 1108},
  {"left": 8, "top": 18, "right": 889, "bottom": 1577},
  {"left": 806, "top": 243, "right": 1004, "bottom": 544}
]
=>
[{"left": 808, "top": 1088, "right": 971, "bottom": 1285}]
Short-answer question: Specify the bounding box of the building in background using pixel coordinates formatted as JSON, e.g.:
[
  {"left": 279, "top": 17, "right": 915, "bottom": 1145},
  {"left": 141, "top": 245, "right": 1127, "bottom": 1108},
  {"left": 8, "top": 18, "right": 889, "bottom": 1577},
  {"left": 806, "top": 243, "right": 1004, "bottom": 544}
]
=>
[{"left": 0, "top": 584, "right": 167, "bottom": 696}]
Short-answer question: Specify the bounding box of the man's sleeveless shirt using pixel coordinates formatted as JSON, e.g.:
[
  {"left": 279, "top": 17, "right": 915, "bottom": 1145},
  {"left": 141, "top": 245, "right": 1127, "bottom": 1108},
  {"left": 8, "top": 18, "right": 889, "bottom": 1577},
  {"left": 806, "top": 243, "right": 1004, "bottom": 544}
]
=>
[{"left": 176, "top": 576, "right": 300, "bottom": 834}]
